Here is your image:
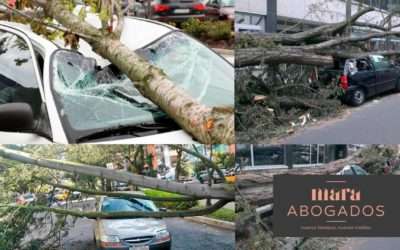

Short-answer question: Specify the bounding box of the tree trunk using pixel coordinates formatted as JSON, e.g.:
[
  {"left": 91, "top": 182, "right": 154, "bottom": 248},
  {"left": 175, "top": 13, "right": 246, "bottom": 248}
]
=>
[
  {"left": 236, "top": 48, "right": 334, "bottom": 67},
  {"left": 40, "top": 0, "right": 234, "bottom": 144},
  {"left": 0, "top": 199, "right": 229, "bottom": 219},
  {"left": 174, "top": 148, "right": 183, "bottom": 181},
  {"left": 0, "top": 147, "right": 234, "bottom": 200}
]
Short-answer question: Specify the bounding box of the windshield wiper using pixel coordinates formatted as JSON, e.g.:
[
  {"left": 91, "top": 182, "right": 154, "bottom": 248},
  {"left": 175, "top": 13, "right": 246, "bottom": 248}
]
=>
[
  {"left": 76, "top": 122, "right": 180, "bottom": 143},
  {"left": 129, "top": 199, "right": 154, "bottom": 212}
]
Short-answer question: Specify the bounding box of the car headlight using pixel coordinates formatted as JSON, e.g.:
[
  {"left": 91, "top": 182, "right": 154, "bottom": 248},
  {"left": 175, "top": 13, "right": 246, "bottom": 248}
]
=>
[
  {"left": 100, "top": 234, "right": 123, "bottom": 248},
  {"left": 154, "top": 229, "right": 170, "bottom": 243}
]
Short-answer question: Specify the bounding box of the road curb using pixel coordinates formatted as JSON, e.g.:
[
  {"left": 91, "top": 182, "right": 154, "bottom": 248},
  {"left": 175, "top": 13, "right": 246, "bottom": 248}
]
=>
[
  {"left": 184, "top": 216, "right": 235, "bottom": 231},
  {"left": 212, "top": 48, "right": 234, "bottom": 56}
]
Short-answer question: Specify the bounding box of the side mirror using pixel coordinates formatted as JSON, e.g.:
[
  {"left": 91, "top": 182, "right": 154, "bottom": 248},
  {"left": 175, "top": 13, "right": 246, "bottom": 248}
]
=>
[{"left": 0, "top": 103, "right": 34, "bottom": 132}]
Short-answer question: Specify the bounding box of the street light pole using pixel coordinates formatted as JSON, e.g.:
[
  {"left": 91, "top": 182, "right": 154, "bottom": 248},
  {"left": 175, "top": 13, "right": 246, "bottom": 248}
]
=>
[{"left": 266, "top": 0, "right": 277, "bottom": 33}]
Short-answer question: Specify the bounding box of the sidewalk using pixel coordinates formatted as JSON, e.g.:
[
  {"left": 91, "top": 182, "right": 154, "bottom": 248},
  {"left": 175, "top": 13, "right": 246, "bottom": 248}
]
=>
[{"left": 185, "top": 216, "right": 235, "bottom": 231}]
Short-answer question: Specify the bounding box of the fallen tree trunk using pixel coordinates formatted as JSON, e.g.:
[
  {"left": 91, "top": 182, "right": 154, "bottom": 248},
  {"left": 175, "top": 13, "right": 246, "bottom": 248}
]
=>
[
  {"left": 0, "top": 199, "right": 229, "bottom": 219},
  {"left": 31, "top": 0, "right": 234, "bottom": 144},
  {"left": 236, "top": 7, "right": 375, "bottom": 46},
  {"left": 0, "top": 147, "right": 234, "bottom": 200},
  {"left": 35, "top": 178, "right": 202, "bottom": 202},
  {"left": 235, "top": 48, "right": 334, "bottom": 67}
]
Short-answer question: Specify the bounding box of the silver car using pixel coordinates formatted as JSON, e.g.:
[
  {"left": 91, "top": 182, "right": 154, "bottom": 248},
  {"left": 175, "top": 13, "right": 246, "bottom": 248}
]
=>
[{"left": 94, "top": 195, "right": 171, "bottom": 250}]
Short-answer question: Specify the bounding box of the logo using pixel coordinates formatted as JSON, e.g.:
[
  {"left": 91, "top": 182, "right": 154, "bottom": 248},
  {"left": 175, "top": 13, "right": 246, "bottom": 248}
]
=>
[
  {"left": 273, "top": 176, "right": 399, "bottom": 237},
  {"left": 311, "top": 188, "right": 361, "bottom": 201}
]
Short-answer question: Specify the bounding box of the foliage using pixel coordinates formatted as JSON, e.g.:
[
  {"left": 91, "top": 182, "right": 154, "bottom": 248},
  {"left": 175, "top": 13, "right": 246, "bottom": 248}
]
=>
[
  {"left": 236, "top": 64, "right": 344, "bottom": 143},
  {"left": 358, "top": 145, "right": 399, "bottom": 174},
  {"left": 182, "top": 18, "right": 232, "bottom": 41},
  {"left": 0, "top": 208, "right": 34, "bottom": 250},
  {"left": 142, "top": 189, "right": 198, "bottom": 210},
  {"left": 203, "top": 206, "right": 235, "bottom": 222}
]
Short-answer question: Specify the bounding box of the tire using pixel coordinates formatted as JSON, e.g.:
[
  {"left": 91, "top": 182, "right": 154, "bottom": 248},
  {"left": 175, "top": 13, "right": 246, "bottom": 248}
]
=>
[
  {"left": 348, "top": 88, "right": 366, "bottom": 106},
  {"left": 396, "top": 79, "right": 400, "bottom": 92}
]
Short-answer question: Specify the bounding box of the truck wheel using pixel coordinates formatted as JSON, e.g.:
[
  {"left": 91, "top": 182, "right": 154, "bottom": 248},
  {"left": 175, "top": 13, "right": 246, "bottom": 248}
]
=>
[{"left": 349, "top": 88, "right": 365, "bottom": 106}]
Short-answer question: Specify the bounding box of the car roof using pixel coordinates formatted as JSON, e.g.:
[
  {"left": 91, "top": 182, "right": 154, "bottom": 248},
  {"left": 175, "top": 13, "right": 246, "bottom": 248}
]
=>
[
  {"left": 120, "top": 17, "right": 176, "bottom": 50},
  {"left": 0, "top": 21, "right": 59, "bottom": 50}
]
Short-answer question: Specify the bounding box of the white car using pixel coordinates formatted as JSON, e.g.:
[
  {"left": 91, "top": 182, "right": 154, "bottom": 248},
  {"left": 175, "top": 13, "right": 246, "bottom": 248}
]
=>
[
  {"left": 336, "top": 164, "right": 369, "bottom": 175},
  {"left": 0, "top": 16, "right": 233, "bottom": 144}
]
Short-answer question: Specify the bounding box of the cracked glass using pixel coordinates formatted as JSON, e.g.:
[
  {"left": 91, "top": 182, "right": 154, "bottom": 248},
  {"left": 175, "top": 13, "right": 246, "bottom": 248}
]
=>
[
  {"left": 51, "top": 50, "right": 168, "bottom": 134},
  {"left": 137, "top": 31, "right": 234, "bottom": 107}
]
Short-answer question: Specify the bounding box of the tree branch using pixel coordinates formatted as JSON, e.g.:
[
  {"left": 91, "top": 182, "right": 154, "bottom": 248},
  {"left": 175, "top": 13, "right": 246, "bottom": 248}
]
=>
[
  {"left": 0, "top": 146, "right": 234, "bottom": 200},
  {"left": 0, "top": 199, "right": 229, "bottom": 219},
  {"left": 35, "top": 177, "right": 202, "bottom": 202}
]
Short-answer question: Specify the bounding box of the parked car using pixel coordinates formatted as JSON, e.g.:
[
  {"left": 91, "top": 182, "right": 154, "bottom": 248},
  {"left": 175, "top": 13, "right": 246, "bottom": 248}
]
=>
[
  {"left": 0, "top": 14, "right": 233, "bottom": 144},
  {"left": 94, "top": 194, "right": 171, "bottom": 250},
  {"left": 113, "top": 181, "right": 130, "bottom": 191},
  {"left": 336, "top": 164, "right": 369, "bottom": 175},
  {"left": 16, "top": 193, "right": 37, "bottom": 205},
  {"left": 133, "top": 0, "right": 206, "bottom": 23},
  {"left": 339, "top": 55, "right": 400, "bottom": 106},
  {"left": 204, "top": 0, "right": 234, "bottom": 21}
]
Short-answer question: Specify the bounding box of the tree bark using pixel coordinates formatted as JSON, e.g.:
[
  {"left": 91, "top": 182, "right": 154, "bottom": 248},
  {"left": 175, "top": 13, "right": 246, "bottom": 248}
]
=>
[
  {"left": 0, "top": 147, "right": 234, "bottom": 200},
  {"left": 236, "top": 7, "right": 374, "bottom": 46},
  {"left": 236, "top": 48, "right": 334, "bottom": 67},
  {"left": 38, "top": 0, "right": 234, "bottom": 144},
  {"left": 0, "top": 199, "right": 229, "bottom": 219},
  {"left": 35, "top": 177, "right": 204, "bottom": 202}
]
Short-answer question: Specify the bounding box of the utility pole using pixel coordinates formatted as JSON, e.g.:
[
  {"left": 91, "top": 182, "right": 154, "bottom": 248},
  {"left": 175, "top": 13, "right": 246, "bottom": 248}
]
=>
[
  {"left": 266, "top": 0, "right": 277, "bottom": 33},
  {"left": 346, "top": 0, "right": 352, "bottom": 36}
]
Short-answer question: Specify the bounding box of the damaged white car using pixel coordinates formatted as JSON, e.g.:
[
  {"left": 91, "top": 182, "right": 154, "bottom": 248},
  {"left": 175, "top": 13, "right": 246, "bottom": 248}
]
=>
[{"left": 0, "top": 17, "right": 233, "bottom": 143}]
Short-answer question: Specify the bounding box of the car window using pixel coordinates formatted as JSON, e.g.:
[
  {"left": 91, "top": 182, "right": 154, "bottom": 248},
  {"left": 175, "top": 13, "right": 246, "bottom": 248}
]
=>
[
  {"left": 371, "top": 55, "right": 391, "bottom": 70},
  {"left": 220, "top": 0, "right": 234, "bottom": 6},
  {"left": 137, "top": 31, "right": 234, "bottom": 107},
  {"left": 51, "top": 50, "right": 179, "bottom": 141},
  {"left": 101, "top": 198, "right": 158, "bottom": 213},
  {"left": 0, "top": 30, "right": 42, "bottom": 118},
  {"left": 354, "top": 166, "right": 367, "bottom": 175},
  {"left": 342, "top": 168, "right": 353, "bottom": 175}
]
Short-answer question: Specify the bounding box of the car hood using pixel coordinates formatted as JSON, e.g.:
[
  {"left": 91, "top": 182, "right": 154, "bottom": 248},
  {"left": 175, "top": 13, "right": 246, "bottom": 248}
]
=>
[
  {"left": 100, "top": 218, "right": 167, "bottom": 239},
  {"left": 93, "top": 130, "right": 195, "bottom": 144}
]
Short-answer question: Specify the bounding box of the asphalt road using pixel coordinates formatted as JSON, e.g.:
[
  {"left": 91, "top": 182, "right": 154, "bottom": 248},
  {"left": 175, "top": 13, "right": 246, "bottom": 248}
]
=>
[
  {"left": 61, "top": 217, "right": 234, "bottom": 250},
  {"left": 58, "top": 199, "right": 234, "bottom": 250},
  {"left": 340, "top": 238, "right": 400, "bottom": 250},
  {"left": 282, "top": 92, "right": 400, "bottom": 144}
]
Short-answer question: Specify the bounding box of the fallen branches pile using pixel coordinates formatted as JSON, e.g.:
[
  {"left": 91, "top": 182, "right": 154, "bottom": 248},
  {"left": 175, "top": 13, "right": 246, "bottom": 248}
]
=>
[{"left": 235, "top": 6, "right": 400, "bottom": 143}]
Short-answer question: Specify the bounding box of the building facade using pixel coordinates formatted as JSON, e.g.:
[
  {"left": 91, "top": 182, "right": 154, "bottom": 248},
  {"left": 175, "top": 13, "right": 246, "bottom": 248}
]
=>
[
  {"left": 236, "top": 0, "right": 400, "bottom": 33},
  {"left": 236, "top": 144, "right": 350, "bottom": 170}
]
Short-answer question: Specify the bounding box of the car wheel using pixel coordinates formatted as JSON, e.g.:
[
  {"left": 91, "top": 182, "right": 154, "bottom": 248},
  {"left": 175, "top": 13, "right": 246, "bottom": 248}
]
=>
[
  {"left": 396, "top": 80, "right": 400, "bottom": 92},
  {"left": 349, "top": 88, "right": 365, "bottom": 106}
]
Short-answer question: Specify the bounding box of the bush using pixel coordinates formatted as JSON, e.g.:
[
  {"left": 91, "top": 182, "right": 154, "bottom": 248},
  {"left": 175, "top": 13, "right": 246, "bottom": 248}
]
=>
[
  {"left": 182, "top": 18, "right": 232, "bottom": 41},
  {"left": 143, "top": 189, "right": 198, "bottom": 210}
]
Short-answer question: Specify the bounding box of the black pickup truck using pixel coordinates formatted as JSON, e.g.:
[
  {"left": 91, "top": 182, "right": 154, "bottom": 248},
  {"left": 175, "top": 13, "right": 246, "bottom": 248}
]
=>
[{"left": 339, "top": 55, "right": 400, "bottom": 106}]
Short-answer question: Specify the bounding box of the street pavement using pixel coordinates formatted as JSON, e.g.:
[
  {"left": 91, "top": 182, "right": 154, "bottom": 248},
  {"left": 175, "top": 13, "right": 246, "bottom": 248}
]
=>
[
  {"left": 59, "top": 199, "right": 234, "bottom": 250},
  {"left": 282, "top": 92, "right": 400, "bottom": 144},
  {"left": 61, "top": 217, "right": 234, "bottom": 250},
  {"left": 340, "top": 237, "right": 400, "bottom": 250}
]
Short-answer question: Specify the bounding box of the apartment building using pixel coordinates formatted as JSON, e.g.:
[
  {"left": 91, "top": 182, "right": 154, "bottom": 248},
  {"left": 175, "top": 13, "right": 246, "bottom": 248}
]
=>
[
  {"left": 236, "top": 0, "right": 400, "bottom": 33},
  {"left": 236, "top": 144, "right": 351, "bottom": 170}
]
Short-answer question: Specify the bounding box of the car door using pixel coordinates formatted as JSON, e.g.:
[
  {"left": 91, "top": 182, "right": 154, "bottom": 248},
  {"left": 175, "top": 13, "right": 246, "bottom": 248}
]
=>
[
  {"left": 0, "top": 26, "right": 52, "bottom": 143},
  {"left": 348, "top": 58, "right": 377, "bottom": 96},
  {"left": 370, "top": 55, "right": 397, "bottom": 93}
]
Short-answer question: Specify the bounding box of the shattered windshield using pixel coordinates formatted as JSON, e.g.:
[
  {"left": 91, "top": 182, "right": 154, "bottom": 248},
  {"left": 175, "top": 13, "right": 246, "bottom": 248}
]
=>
[
  {"left": 137, "top": 31, "right": 234, "bottom": 107},
  {"left": 51, "top": 50, "right": 174, "bottom": 141}
]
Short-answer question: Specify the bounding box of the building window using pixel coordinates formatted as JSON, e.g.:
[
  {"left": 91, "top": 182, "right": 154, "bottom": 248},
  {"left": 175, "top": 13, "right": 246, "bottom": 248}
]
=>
[
  {"left": 253, "top": 145, "right": 284, "bottom": 166},
  {"left": 236, "top": 144, "right": 252, "bottom": 167},
  {"left": 293, "top": 145, "right": 326, "bottom": 165}
]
